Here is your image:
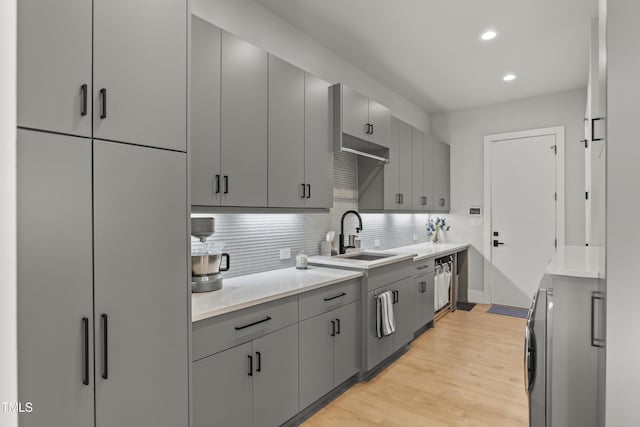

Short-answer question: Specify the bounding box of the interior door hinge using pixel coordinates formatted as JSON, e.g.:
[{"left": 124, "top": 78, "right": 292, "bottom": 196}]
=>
[
  {"left": 554, "top": 192, "right": 557, "bottom": 201},
  {"left": 582, "top": 139, "right": 589, "bottom": 148},
  {"left": 586, "top": 191, "right": 589, "bottom": 200},
  {"left": 551, "top": 145, "right": 557, "bottom": 154},
  {"left": 555, "top": 239, "right": 558, "bottom": 248}
]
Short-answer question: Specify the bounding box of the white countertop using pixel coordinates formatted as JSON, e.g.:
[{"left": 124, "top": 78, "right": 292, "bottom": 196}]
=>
[
  {"left": 307, "top": 251, "right": 417, "bottom": 270},
  {"left": 546, "top": 245, "right": 605, "bottom": 279},
  {"left": 192, "top": 266, "right": 363, "bottom": 322},
  {"left": 386, "top": 242, "right": 470, "bottom": 262}
]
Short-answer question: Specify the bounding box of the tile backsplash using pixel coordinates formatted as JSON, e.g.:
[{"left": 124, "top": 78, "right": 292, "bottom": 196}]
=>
[{"left": 192, "top": 152, "right": 446, "bottom": 278}]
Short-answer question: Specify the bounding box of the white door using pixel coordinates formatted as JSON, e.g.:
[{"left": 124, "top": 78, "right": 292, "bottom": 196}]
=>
[{"left": 490, "top": 133, "right": 559, "bottom": 307}]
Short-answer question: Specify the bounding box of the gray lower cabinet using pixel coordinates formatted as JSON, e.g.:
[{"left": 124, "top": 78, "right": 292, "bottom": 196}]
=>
[
  {"left": 17, "top": 130, "right": 94, "bottom": 427},
  {"left": 366, "top": 288, "right": 395, "bottom": 371},
  {"left": 304, "top": 73, "right": 333, "bottom": 209},
  {"left": 18, "top": 0, "right": 92, "bottom": 137},
  {"left": 220, "top": 31, "right": 268, "bottom": 207},
  {"left": 93, "top": 142, "right": 189, "bottom": 427},
  {"left": 432, "top": 139, "right": 451, "bottom": 211},
  {"left": 389, "top": 277, "right": 420, "bottom": 350},
  {"left": 194, "top": 325, "right": 299, "bottom": 427},
  {"left": 193, "top": 342, "right": 253, "bottom": 427},
  {"left": 93, "top": 0, "right": 187, "bottom": 151},
  {"left": 191, "top": 15, "right": 221, "bottom": 206},
  {"left": 417, "top": 270, "right": 436, "bottom": 327},
  {"left": 299, "top": 302, "right": 360, "bottom": 410},
  {"left": 253, "top": 324, "right": 299, "bottom": 427},
  {"left": 268, "top": 55, "right": 305, "bottom": 208}
]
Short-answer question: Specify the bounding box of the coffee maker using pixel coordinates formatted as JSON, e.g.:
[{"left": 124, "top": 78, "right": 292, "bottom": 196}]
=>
[{"left": 191, "top": 217, "right": 230, "bottom": 293}]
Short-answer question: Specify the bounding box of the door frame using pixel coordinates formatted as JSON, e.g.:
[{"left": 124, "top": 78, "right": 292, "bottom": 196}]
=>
[{"left": 483, "top": 126, "right": 566, "bottom": 291}]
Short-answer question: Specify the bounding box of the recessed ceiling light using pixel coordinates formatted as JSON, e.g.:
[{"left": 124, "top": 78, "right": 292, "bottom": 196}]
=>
[
  {"left": 503, "top": 73, "right": 517, "bottom": 82},
  {"left": 481, "top": 30, "right": 497, "bottom": 41}
]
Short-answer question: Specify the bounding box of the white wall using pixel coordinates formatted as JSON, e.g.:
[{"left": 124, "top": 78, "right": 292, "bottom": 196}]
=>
[
  {"left": 606, "top": 0, "right": 640, "bottom": 424},
  {"left": 431, "top": 88, "right": 587, "bottom": 302},
  {"left": 0, "top": 0, "right": 17, "bottom": 425},
  {"left": 191, "top": 0, "right": 429, "bottom": 132}
]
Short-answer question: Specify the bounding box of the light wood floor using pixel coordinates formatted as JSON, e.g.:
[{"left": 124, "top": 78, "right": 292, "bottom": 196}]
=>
[{"left": 303, "top": 304, "right": 528, "bottom": 427}]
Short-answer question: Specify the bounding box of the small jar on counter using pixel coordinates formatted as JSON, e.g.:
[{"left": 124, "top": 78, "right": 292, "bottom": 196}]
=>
[{"left": 296, "top": 252, "right": 308, "bottom": 269}]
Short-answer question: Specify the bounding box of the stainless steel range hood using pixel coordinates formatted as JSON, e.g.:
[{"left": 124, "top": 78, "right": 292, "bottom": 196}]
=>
[{"left": 331, "top": 84, "right": 390, "bottom": 163}]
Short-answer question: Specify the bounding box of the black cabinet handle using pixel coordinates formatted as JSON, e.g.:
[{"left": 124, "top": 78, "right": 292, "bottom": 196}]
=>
[
  {"left": 591, "top": 292, "right": 605, "bottom": 348},
  {"left": 335, "top": 319, "right": 341, "bottom": 335},
  {"left": 420, "top": 282, "right": 426, "bottom": 293},
  {"left": 215, "top": 175, "right": 220, "bottom": 194},
  {"left": 82, "top": 317, "right": 89, "bottom": 386},
  {"left": 416, "top": 264, "right": 430, "bottom": 270},
  {"left": 99, "top": 88, "right": 107, "bottom": 119},
  {"left": 248, "top": 355, "right": 253, "bottom": 376},
  {"left": 364, "top": 124, "right": 370, "bottom": 135},
  {"left": 421, "top": 196, "right": 427, "bottom": 206},
  {"left": 396, "top": 194, "right": 401, "bottom": 204},
  {"left": 235, "top": 316, "right": 272, "bottom": 331},
  {"left": 101, "top": 314, "right": 108, "bottom": 380},
  {"left": 439, "top": 198, "right": 445, "bottom": 207},
  {"left": 255, "top": 352, "right": 262, "bottom": 372},
  {"left": 392, "top": 290, "right": 399, "bottom": 304},
  {"left": 307, "top": 184, "right": 311, "bottom": 199},
  {"left": 301, "top": 183, "right": 306, "bottom": 199},
  {"left": 323, "top": 292, "right": 346, "bottom": 302},
  {"left": 330, "top": 320, "right": 336, "bottom": 337},
  {"left": 80, "top": 84, "right": 88, "bottom": 116},
  {"left": 223, "top": 175, "right": 229, "bottom": 194},
  {"left": 591, "top": 117, "right": 605, "bottom": 142}
]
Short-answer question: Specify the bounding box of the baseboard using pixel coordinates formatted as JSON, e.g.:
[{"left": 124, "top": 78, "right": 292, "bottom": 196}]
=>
[{"left": 468, "top": 290, "right": 489, "bottom": 304}]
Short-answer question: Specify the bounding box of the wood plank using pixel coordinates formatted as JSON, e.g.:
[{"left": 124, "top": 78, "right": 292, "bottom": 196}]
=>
[{"left": 303, "top": 304, "right": 528, "bottom": 427}]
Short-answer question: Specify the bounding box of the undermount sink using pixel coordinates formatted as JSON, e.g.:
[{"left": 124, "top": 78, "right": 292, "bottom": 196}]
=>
[{"left": 336, "top": 252, "right": 394, "bottom": 261}]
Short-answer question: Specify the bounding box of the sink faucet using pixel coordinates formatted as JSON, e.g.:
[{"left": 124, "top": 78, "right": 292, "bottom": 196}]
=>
[{"left": 339, "top": 210, "right": 363, "bottom": 254}]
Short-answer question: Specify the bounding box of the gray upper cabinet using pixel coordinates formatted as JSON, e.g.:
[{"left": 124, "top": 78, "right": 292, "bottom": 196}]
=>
[
  {"left": 93, "top": 142, "right": 189, "bottom": 427},
  {"left": 342, "top": 85, "right": 370, "bottom": 140},
  {"left": 304, "top": 73, "right": 334, "bottom": 209},
  {"left": 93, "top": 0, "right": 186, "bottom": 151},
  {"left": 368, "top": 100, "right": 391, "bottom": 147},
  {"left": 18, "top": 0, "right": 92, "bottom": 137},
  {"left": 268, "top": 55, "right": 305, "bottom": 208},
  {"left": 253, "top": 324, "right": 299, "bottom": 427},
  {"left": 384, "top": 117, "right": 413, "bottom": 210},
  {"left": 412, "top": 128, "right": 434, "bottom": 210},
  {"left": 432, "top": 139, "right": 451, "bottom": 211},
  {"left": 193, "top": 342, "right": 253, "bottom": 427},
  {"left": 17, "top": 130, "right": 94, "bottom": 427},
  {"left": 191, "top": 15, "right": 221, "bottom": 206},
  {"left": 220, "top": 31, "right": 268, "bottom": 207}
]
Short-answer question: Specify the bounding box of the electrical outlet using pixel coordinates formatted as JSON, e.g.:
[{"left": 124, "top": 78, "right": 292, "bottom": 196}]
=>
[
  {"left": 413, "top": 234, "right": 418, "bottom": 242},
  {"left": 374, "top": 239, "right": 381, "bottom": 248},
  {"left": 279, "top": 248, "right": 291, "bottom": 260}
]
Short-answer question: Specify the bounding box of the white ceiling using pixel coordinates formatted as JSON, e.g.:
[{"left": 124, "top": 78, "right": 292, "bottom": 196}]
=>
[{"left": 253, "top": 0, "right": 598, "bottom": 113}]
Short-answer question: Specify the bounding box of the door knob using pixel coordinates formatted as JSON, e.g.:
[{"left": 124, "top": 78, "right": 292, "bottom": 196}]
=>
[{"left": 493, "top": 240, "right": 505, "bottom": 247}]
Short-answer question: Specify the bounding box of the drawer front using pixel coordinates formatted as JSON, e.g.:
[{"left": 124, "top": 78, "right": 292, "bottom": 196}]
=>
[
  {"left": 367, "top": 260, "right": 414, "bottom": 291},
  {"left": 192, "top": 296, "right": 298, "bottom": 361},
  {"left": 298, "top": 279, "right": 361, "bottom": 321},
  {"left": 414, "top": 258, "right": 435, "bottom": 275}
]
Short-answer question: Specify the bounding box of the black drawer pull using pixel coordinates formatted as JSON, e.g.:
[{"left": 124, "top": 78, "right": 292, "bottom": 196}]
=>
[
  {"left": 324, "top": 292, "right": 346, "bottom": 302},
  {"left": 248, "top": 355, "right": 253, "bottom": 376},
  {"left": 80, "top": 84, "right": 88, "bottom": 116},
  {"left": 330, "top": 320, "right": 336, "bottom": 337},
  {"left": 82, "top": 317, "right": 89, "bottom": 385},
  {"left": 101, "top": 313, "right": 108, "bottom": 379},
  {"left": 416, "top": 265, "right": 430, "bottom": 270},
  {"left": 235, "top": 316, "right": 272, "bottom": 331},
  {"left": 99, "top": 88, "right": 107, "bottom": 119},
  {"left": 335, "top": 318, "right": 341, "bottom": 335},
  {"left": 255, "top": 351, "right": 262, "bottom": 372}
]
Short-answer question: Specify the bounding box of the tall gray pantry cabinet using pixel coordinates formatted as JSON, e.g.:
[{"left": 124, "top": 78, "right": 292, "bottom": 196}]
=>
[{"left": 16, "top": 0, "right": 190, "bottom": 426}]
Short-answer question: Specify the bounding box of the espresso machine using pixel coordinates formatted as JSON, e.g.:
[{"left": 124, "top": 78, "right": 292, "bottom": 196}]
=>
[{"left": 191, "top": 217, "right": 230, "bottom": 293}]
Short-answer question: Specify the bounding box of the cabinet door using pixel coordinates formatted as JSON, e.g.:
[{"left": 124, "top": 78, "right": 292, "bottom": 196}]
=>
[
  {"left": 397, "top": 120, "right": 413, "bottom": 211},
  {"left": 432, "top": 139, "right": 451, "bottom": 211},
  {"left": 193, "top": 342, "right": 253, "bottom": 427},
  {"left": 17, "top": 130, "right": 94, "bottom": 427},
  {"left": 422, "top": 133, "right": 435, "bottom": 210},
  {"left": 390, "top": 277, "right": 420, "bottom": 350},
  {"left": 333, "top": 302, "right": 361, "bottom": 386},
  {"left": 412, "top": 129, "right": 425, "bottom": 210},
  {"left": 368, "top": 100, "right": 391, "bottom": 147},
  {"left": 342, "top": 85, "right": 370, "bottom": 140},
  {"left": 305, "top": 73, "right": 334, "bottom": 209},
  {"left": 18, "top": 0, "right": 92, "bottom": 137},
  {"left": 94, "top": 142, "right": 189, "bottom": 427},
  {"left": 419, "top": 271, "right": 436, "bottom": 326},
  {"left": 220, "top": 31, "right": 268, "bottom": 207},
  {"left": 253, "top": 324, "right": 299, "bottom": 427},
  {"left": 366, "top": 289, "right": 394, "bottom": 371},
  {"left": 299, "top": 311, "right": 334, "bottom": 410},
  {"left": 94, "top": 0, "right": 186, "bottom": 151},
  {"left": 383, "top": 117, "right": 401, "bottom": 209},
  {"left": 268, "top": 55, "right": 305, "bottom": 208},
  {"left": 191, "top": 15, "right": 221, "bottom": 206}
]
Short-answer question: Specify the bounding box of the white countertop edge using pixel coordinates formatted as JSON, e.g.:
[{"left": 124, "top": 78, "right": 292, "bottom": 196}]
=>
[
  {"left": 307, "top": 252, "right": 417, "bottom": 270},
  {"left": 192, "top": 269, "right": 363, "bottom": 322},
  {"left": 385, "top": 242, "right": 471, "bottom": 262},
  {"left": 545, "top": 245, "right": 605, "bottom": 280}
]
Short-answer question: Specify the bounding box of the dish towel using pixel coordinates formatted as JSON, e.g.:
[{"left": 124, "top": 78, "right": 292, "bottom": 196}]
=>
[{"left": 376, "top": 291, "right": 395, "bottom": 338}]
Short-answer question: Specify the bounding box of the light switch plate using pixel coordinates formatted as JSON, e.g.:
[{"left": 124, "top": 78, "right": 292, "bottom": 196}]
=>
[{"left": 279, "top": 248, "right": 291, "bottom": 260}]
